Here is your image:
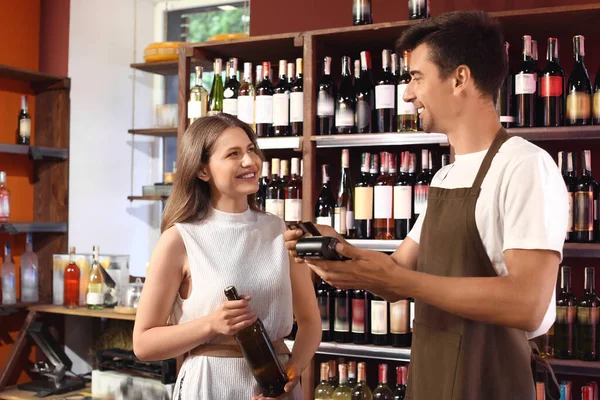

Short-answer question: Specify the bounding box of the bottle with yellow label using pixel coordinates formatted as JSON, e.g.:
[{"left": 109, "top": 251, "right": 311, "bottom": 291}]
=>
[
  {"left": 566, "top": 35, "right": 592, "bottom": 126},
  {"left": 593, "top": 66, "right": 600, "bottom": 125},
  {"left": 86, "top": 245, "right": 104, "bottom": 310}
]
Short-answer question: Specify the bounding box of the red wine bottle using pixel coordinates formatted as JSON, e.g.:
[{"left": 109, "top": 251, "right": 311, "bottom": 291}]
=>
[
  {"left": 574, "top": 150, "right": 598, "bottom": 243},
  {"left": 290, "top": 58, "right": 304, "bottom": 137},
  {"left": 374, "top": 152, "right": 395, "bottom": 240},
  {"left": 515, "top": 35, "right": 538, "bottom": 127},
  {"left": 497, "top": 42, "right": 514, "bottom": 128},
  {"left": 409, "top": 0, "right": 429, "bottom": 20},
  {"left": 369, "top": 292, "right": 389, "bottom": 346},
  {"left": 394, "top": 151, "right": 413, "bottom": 240},
  {"left": 273, "top": 60, "right": 290, "bottom": 137},
  {"left": 375, "top": 49, "right": 396, "bottom": 133},
  {"left": 594, "top": 66, "right": 600, "bottom": 125},
  {"left": 413, "top": 149, "right": 431, "bottom": 222},
  {"left": 317, "top": 57, "right": 335, "bottom": 135},
  {"left": 353, "top": 0, "right": 372, "bottom": 25},
  {"left": 336, "top": 56, "right": 356, "bottom": 134},
  {"left": 315, "top": 165, "right": 335, "bottom": 227},
  {"left": 316, "top": 278, "right": 333, "bottom": 342},
  {"left": 334, "top": 286, "right": 352, "bottom": 343},
  {"left": 355, "top": 152, "right": 374, "bottom": 239},
  {"left": 356, "top": 51, "right": 375, "bottom": 133},
  {"left": 566, "top": 35, "right": 592, "bottom": 126},
  {"left": 351, "top": 288, "right": 367, "bottom": 344},
  {"left": 554, "top": 265, "right": 577, "bottom": 359},
  {"left": 541, "top": 38, "right": 565, "bottom": 127},
  {"left": 256, "top": 62, "right": 274, "bottom": 137},
  {"left": 560, "top": 152, "right": 577, "bottom": 242}
]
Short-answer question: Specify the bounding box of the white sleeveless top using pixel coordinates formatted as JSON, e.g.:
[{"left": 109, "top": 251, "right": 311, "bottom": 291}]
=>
[{"left": 170, "top": 207, "right": 301, "bottom": 400}]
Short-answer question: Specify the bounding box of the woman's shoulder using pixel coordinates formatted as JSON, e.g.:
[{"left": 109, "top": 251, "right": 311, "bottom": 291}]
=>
[{"left": 255, "top": 211, "right": 286, "bottom": 232}]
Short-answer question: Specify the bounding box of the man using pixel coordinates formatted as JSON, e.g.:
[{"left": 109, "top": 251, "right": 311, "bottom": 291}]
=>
[{"left": 284, "top": 11, "right": 567, "bottom": 400}]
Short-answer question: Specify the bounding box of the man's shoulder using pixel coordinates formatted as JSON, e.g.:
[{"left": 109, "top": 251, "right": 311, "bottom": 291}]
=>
[{"left": 497, "top": 136, "right": 552, "bottom": 165}]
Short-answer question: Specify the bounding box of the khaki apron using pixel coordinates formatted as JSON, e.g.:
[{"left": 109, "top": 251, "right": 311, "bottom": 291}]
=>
[{"left": 406, "top": 129, "right": 558, "bottom": 400}]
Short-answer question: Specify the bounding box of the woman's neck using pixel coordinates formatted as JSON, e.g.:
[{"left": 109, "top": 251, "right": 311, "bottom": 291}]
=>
[{"left": 210, "top": 194, "right": 249, "bottom": 214}]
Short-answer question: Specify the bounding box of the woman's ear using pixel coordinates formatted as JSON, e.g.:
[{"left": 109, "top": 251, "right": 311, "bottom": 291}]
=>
[{"left": 197, "top": 166, "right": 210, "bottom": 182}]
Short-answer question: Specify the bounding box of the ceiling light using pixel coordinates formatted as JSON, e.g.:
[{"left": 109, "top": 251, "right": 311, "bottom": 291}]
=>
[{"left": 218, "top": 5, "right": 238, "bottom": 11}]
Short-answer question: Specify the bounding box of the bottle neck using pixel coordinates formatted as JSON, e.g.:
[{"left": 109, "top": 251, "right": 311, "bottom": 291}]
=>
[
  {"left": 585, "top": 269, "right": 596, "bottom": 293},
  {"left": 341, "top": 57, "right": 351, "bottom": 77},
  {"left": 378, "top": 364, "right": 388, "bottom": 385},
  {"left": 561, "top": 267, "right": 571, "bottom": 293},
  {"left": 320, "top": 364, "right": 328, "bottom": 382}
]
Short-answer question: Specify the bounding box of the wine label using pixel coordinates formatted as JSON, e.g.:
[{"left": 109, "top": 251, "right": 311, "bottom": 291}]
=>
[
  {"left": 335, "top": 104, "right": 355, "bottom": 127},
  {"left": 499, "top": 116, "right": 515, "bottom": 123},
  {"left": 567, "top": 192, "right": 573, "bottom": 233},
  {"left": 541, "top": 76, "right": 563, "bottom": 97},
  {"left": 355, "top": 187, "right": 374, "bottom": 220},
  {"left": 397, "top": 84, "right": 416, "bottom": 115},
  {"left": 346, "top": 210, "right": 355, "bottom": 231},
  {"left": 290, "top": 92, "right": 304, "bottom": 122},
  {"left": 224, "top": 88, "right": 235, "bottom": 98},
  {"left": 375, "top": 85, "right": 395, "bottom": 109},
  {"left": 273, "top": 93, "right": 290, "bottom": 126},
  {"left": 187, "top": 101, "right": 203, "bottom": 119},
  {"left": 334, "top": 296, "right": 350, "bottom": 332},
  {"left": 370, "top": 300, "right": 388, "bottom": 335},
  {"left": 594, "top": 92, "right": 600, "bottom": 119},
  {"left": 574, "top": 191, "right": 593, "bottom": 232},
  {"left": 390, "top": 300, "right": 410, "bottom": 334},
  {"left": 414, "top": 184, "right": 429, "bottom": 215},
  {"left": 356, "top": 99, "right": 372, "bottom": 130},
  {"left": 265, "top": 199, "right": 284, "bottom": 219},
  {"left": 515, "top": 73, "right": 537, "bottom": 95},
  {"left": 86, "top": 292, "right": 104, "bottom": 306},
  {"left": 394, "top": 186, "right": 412, "bottom": 219},
  {"left": 223, "top": 98, "right": 238, "bottom": 116},
  {"left": 255, "top": 95, "right": 274, "bottom": 124},
  {"left": 556, "top": 305, "right": 576, "bottom": 324},
  {"left": 410, "top": 300, "right": 415, "bottom": 331},
  {"left": 334, "top": 207, "right": 347, "bottom": 235},
  {"left": 284, "top": 199, "right": 302, "bottom": 222},
  {"left": 0, "top": 197, "right": 9, "bottom": 219},
  {"left": 567, "top": 92, "right": 592, "bottom": 120},
  {"left": 577, "top": 306, "right": 599, "bottom": 325},
  {"left": 317, "top": 90, "right": 334, "bottom": 116},
  {"left": 237, "top": 96, "right": 255, "bottom": 125},
  {"left": 351, "top": 298, "right": 365, "bottom": 334},
  {"left": 19, "top": 118, "right": 31, "bottom": 138},
  {"left": 318, "top": 295, "right": 330, "bottom": 331},
  {"left": 374, "top": 186, "right": 393, "bottom": 219},
  {"left": 316, "top": 216, "right": 333, "bottom": 227}
]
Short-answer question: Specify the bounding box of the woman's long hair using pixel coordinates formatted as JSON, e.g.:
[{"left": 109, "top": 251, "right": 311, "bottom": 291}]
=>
[{"left": 161, "top": 114, "right": 265, "bottom": 233}]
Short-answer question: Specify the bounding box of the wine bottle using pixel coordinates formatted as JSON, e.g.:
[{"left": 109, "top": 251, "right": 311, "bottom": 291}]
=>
[
  {"left": 352, "top": 362, "right": 373, "bottom": 400},
  {"left": 188, "top": 66, "right": 209, "bottom": 124},
  {"left": 567, "top": 35, "right": 593, "bottom": 126},
  {"left": 409, "top": 0, "right": 429, "bottom": 20},
  {"left": 317, "top": 56, "right": 336, "bottom": 135},
  {"left": 357, "top": 51, "right": 375, "bottom": 133},
  {"left": 370, "top": 153, "right": 380, "bottom": 185},
  {"left": 223, "top": 58, "right": 240, "bottom": 116},
  {"left": 441, "top": 154, "right": 450, "bottom": 168},
  {"left": 392, "top": 366, "right": 407, "bottom": 400},
  {"left": 574, "top": 150, "right": 598, "bottom": 242},
  {"left": 86, "top": 246, "right": 104, "bottom": 310},
  {"left": 355, "top": 153, "right": 374, "bottom": 239},
  {"left": 369, "top": 292, "right": 389, "bottom": 346},
  {"left": 515, "top": 35, "right": 538, "bottom": 127},
  {"left": 390, "top": 297, "right": 411, "bottom": 347},
  {"left": 373, "top": 364, "right": 393, "bottom": 399},
  {"left": 238, "top": 62, "right": 256, "bottom": 128},
  {"left": 540, "top": 38, "right": 565, "bottom": 127},
  {"left": 316, "top": 164, "right": 335, "bottom": 227},
  {"left": 583, "top": 386, "right": 594, "bottom": 400},
  {"left": 348, "top": 361, "right": 357, "bottom": 387},
  {"left": 335, "top": 149, "right": 355, "bottom": 238},
  {"left": 561, "top": 152, "right": 577, "bottom": 242},
  {"left": 594, "top": 66, "right": 600, "bottom": 125},
  {"left": 273, "top": 60, "right": 290, "bottom": 136},
  {"left": 576, "top": 267, "right": 600, "bottom": 361},
  {"left": 353, "top": 0, "right": 372, "bottom": 25},
  {"left": 256, "top": 161, "right": 270, "bottom": 211},
  {"left": 1, "top": 241, "right": 16, "bottom": 305},
  {"left": 0, "top": 172, "right": 9, "bottom": 223},
  {"left": 391, "top": 53, "right": 399, "bottom": 80},
  {"left": 397, "top": 50, "right": 418, "bottom": 132},
  {"left": 224, "top": 286, "right": 288, "bottom": 397},
  {"left": 315, "top": 362, "right": 335, "bottom": 400},
  {"left": 496, "top": 43, "right": 514, "bottom": 128},
  {"left": 209, "top": 58, "right": 224, "bottom": 116},
  {"left": 376, "top": 50, "right": 396, "bottom": 133},
  {"left": 351, "top": 287, "right": 367, "bottom": 345},
  {"left": 17, "top": 95, "right": 31, "bottom": 145},
  {"left": 329, "top": 360, "right": 339, "bottom": 388},
  {"left": 20, "top": 233, "right": 38, "bottom": 302},
  {"left": 333, "top": 364, "right": 353, "bottom": 399},
  {"left": 266, "top": 159, "right": 285, "bottom": 219},
  {"left": 414, "top": 149, "right": 431, "bottom": 222},
  {"left": 63, "top": 246, "right": 80, "bottom": 309},
  {"left": 256, "top": 62, "right": 274, "bottom": 137},
  {"left": 374, "top": 152, "right": 395, "bottom": 240},
  {"left": 281, "top": 159, "right": 290, "bottom": 185},
  {"left": 285, "top": 158, "right": 302, "bottom": 224},
  {"left": 394, "top": 151, "right": 413, "bottom": 240},
  {"left": 554, "top": 266, "right": 577, "bottom": 359},
  {"left": 290, "top": 58, "right": 304, "bottom": 136},
  {"left": 317, "top": 278, "right": 334, "bottom": 342},
  {"left": 336, "top": 56, "right": 356, "bottom": 134}
]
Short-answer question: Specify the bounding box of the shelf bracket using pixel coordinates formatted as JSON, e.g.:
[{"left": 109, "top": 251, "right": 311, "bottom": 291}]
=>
[{"left": 2, "top": 223, "right": 18, "bottom": 235}]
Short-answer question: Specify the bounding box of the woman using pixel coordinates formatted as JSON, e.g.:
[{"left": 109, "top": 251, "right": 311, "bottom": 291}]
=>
[{"left": 133, "top": 114, "right": 321, "bottom": 399}]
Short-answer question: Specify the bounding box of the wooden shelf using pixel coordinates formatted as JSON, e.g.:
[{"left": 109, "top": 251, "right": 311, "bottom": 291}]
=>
[
  {"left": 0, "top": 383, "right": 91, "bottom": 400},
  {"left": 127, "top": 196, "right": 169, "bottom": 201},
  {"left": 0, "top": 223, "right": 67, "bottom": 235},
  {"left": 347, "top": 239, "right": 402, "bottom": 252},
  {"left": 313, "top": 133, "right": 448, "bottom": 148},
  {"left": 0, "top": 144, "right": 68, "bottom": 160},
  {"left": 0, "top": 64, "right": 68, "bottom": 93},
  {"left": 547, "top": 358, "right": 600, "bottom": 377},
  {"left": 131, "top": 59, "right": 208, "bottom": 76},
  {"left": 28, "top": 304, "right": 136, "bottom": 321},
  {"left": 507, "top": 126, "right": 600, "bottom": 141},
  {"left": 0, "top": 302, "right": 45, "bottom": 316},
  {"left": 128, "top": 128, "right": 178, "bottom": 137},
  {"left": 563, "top": 243, "right": 600, "bottom": 258},
  {"left": 285, "top": 340, "right": 411, "bottom": 362},
  {"left": 257, "top": 136, "right": 302, "bottom": 150}
]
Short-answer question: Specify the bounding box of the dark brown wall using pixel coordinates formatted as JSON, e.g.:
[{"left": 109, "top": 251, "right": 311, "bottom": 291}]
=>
[
  {"left": 250, "top": 0, "right": 596, "bottom": 36},
  {"left": 39, "top": 0, "right": 70, "bottom": 76}
]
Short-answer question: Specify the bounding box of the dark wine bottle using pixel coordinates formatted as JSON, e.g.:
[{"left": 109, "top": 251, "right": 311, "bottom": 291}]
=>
[
  {"left": 336, "top": 56, "right": 356, "bottom": 134},
  {"left": 496, "top": 42, "right": 514, "bottom": 128},
  {"left": 370, "top": 153, "right": 380, "bottom": 185},
  {"left": 355, "top": 152, "right": 374, "bottom": 239},
  {"left": 273, "top": 60, "right": 290, "bottom": 137},
  {"left": 256, "top": 61, "right": 274, "bottom": 137},
  {"left": 392, "top": 366, "right": 408, "bottom": 400},
  {"left": 566, "top": 35, "right": 593, "bottom": 126},
  {"left": 576, "top": 267, "right": 599, "bottom": 361},
  {"left": 351, "top": 288, "right": 367, "bottom": 344},
  {"left": 357, "top": 51, "right": 375, "bottom": 133},
  {"left": 223, "top": 58, "right": 240, "bottom": 116},
  {"left": 369, "top": 292, "right": 389, "bottom": 346},
  {"left": 334, "top": 286, "right": 352, "bottom": 343},
  {"left": 414, "top": 149, "right": 431, "bottom": 222},
  {"left": 394, "top": 151, "right": 413, "bottom": 240},
  {"left": 594, "top": 66, "right": 600, "bottom": 125},
  {"left": 554, "top": 266, "right": 577, "bottom": 359},
  {"left": 315, "top": 164, "right": 335, "bottom": 227},
  {"left": 334, "top": 149, "right": 356, "bottom": 238},
  {"left": 574, "top": 150, "right": 598, "bottom": 242},
  {"left": 374, "top": 152, "right": 395, "bottom": 240},
  {"left": 290, "top": 58, "right": 304, "bottom": 136},
  {"left": 390, "top": 298, "right": 411, "bottom": 347},
  {"left": 317, "top": 57, "right": 335, "bottom": 135},
  {"left": 265, "top": 158, "right": 285, "bottom": 220},
  {"left": 256, "top": 161, "right": 270, "bottom": 211},
  {"left": 515, "top": 35, "right": 538, "bottom": 127},
  {"left": 561, "top": 152, "right": 577, "bottom": 242},
  {"left": 353, "top": 0, "right": 372, "bottom": 25},
  {"left": 408, "top": 0, "right": 430, "bottom": 20},
  {"left": 316, "top": 278, "right": 333, "bottom": 342},
  {"left": 224, "top": 286, "right": 288, "bottom": 397},
  {"left": 541, "top": 38, "right": 565, "bottom": 127},
  {"left": 284, "top": 158, "right": 302, "bottom": 224},
  {"left": 17, "top": 95, "right": 31, "bottom": 145},
  {"left": 376, "top": 49, "right": 396, "bottom": 133},
  {"left": 397, "top": 50, "right": 418, "bottom": 132}
]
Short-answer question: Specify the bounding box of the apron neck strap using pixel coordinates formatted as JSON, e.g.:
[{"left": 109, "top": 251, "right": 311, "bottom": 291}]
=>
[{"left": 471, "top": 128, "right": 510, "bottom": 190}]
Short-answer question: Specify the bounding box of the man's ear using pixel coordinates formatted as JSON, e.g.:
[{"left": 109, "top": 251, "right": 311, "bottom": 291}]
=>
[
  {"left": 453, "top": 64, "right": 471, "bottom": 91},
  {"left": 197, "top": 167, "right": 210, "bottom": 182}
]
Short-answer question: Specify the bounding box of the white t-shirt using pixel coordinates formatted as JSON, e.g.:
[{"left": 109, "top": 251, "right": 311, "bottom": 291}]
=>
[{"left": 408, "top": 136, "right": 569, "bottom": 339}]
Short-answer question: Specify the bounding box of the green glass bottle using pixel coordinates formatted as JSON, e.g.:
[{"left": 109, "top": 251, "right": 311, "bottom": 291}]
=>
[
  {"left": 373, "top": 364, "right": 393, "bottom": 399},
  {"left": 576, "top": 267, "right": 600, "bottom": 361},
  {"left": 352, "top": 362, "right": 373, "bottom": 400},
  {"left": 315, "top": 362, "right": 335, "bottom": 400},
  {"left": 209, "top": 58, "right": 224, "bottom": 116},
  {"left": 333, "top": 364, "right": 353, "bottom": 400},
  {"left": 554, "top": 266, "right": 577, "bottom": 359}
]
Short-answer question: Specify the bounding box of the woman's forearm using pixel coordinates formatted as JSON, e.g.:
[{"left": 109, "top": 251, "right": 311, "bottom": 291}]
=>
[{"left": 290, "top": 320, "right": 322, "bottom": 373}]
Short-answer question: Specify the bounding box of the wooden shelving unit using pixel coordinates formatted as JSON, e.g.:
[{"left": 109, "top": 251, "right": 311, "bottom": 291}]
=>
[
  {"left": 0, "top": 223, "right": 67, "bottom": 235},
  {"left": 131, "top": 58, "right": 207, "bottom": 76},
  {"left": 0, "top": 144, "right": 68, "bottom": 159},
  {"left": 28, "top": 304, "right": 136, "bottom": 322},
  {"left": 127, "top": 128, "right": 178, "bottom": 137},
  {"left": 0, "top": 64, "right": 69, "bottom": 93}
]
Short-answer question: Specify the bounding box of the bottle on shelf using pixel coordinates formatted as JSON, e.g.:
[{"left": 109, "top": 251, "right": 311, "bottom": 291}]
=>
[
  {"left": 390, "top": 296, "right": 411, "bottom": 347},
  {"left": 554, "top": 265, "right": 577, "bottom": 359},
  {"left": 317, "top": 278, "right": 334, "bottom": 342},
  {"left": 540, "top": 38, "right": 565, "bottom": 127},
  {"left": 329, "top": 359, "right": 339, "bottom": 388},
  {"left": 188, "top": 66, "right": 209, "bottom": 125},
  {"left": 376, "top": 49, "right": 396, "bottom": 133},
  {"left": 369, "top": 292, "right": 389, "bottom": 346},
  {"left": 334, "top": 285, "right": 352, "bottom": 343},
  {"left": 224, "top": 286, "right": 288, "bottom": 398},
  {"left": 285, "top": 158, "right": 302, "bottom": 224},
  {"left": 515, "top": 35, "right": 538, "bottom": 128},
  {"left": 281, "top": 159, "right": 290, "bottom": 185},
  {"left": 352, "top": 362, "right": 373, "bottom": 399},
  {"left": 256, "top": 61, "right": 275, "bottom": 137},
  {"left": 370, "top": 153, "right": 380, "bottom": 186},
  {"left": 2, "top": 241, "right": 16, "bottom": 305},
  {"left": 347, "top": 361, "right": 357, "bottom": 387},
  {"left": 353, "top": 0, "right": 372, "bottom": 25},
  {"left": 409, "top": 0, "right": 430, "bottom": 20},
  {"left": 87, "top": 245, "right": 104, "bottom": 310},
  {"left": 566, "top": 35, "right": 592, "bottom": 126},
  {"left": 333, "top": 364, "right": 353, "bottom": 399},
  {"left": 391, "top": 53, "right": 399, "bottom": 80},
  {"left": 573, "top": 150, "right": 598, "bottom": 242},
  {"left": 414, "top": 149, "right": 431, "bottom": 222},
  {"left": 496, "top": 42, "right": 514, "bottom": 128},
  {"left": 576, "top": 267, "right": 599, "bottom": 361},
  {"left": 0, "top": 172, "right": 10, "bottom": 222},
  {"left": 351, "top": 287, "right": 367, "bottom": 344},
  {"left": 392, "top": 366, "right": 408, "bottom": 400},
  {"left": 63, "top": 246, "right": 80, "bottom": 309},
  {"left": 394, "top": 151, "right": 414, "bottom": 240},
  {"left": 441, "top": 154, "right": 450, "bottom": 168},
  {"left": 315, "top": 362, "right": 335, "bottom": 400},
  {"left": 290, "top": 58, "right": 304, "bottom": 136},
  {"left": 594, "top": 65, "right": 600, "bottom": 125},
  {"left": 266, "top": 158, "right": 285, "bottom": 219},
  {"left": 397, "top": 50, "right": 418, "bottom": 132},
  {"left": 373, "top": 363, "right": 393, "bottom": 399},
  {"left": 20, "top": 233, "right": 38, "bottom": 302},
  {"left": 355, "top": 153, "right": 374, "bottom": 239},
  {"left": 335, "top": 149, "right": 355, "bottom": 238},
  {"left": 238, "top": 62, "right": 255, "bottom": 128},
  {"left": 315, "top": 164, "right": 335, "bottom": 227},
  {"left": 374, "top": 152, "right": 395, "bottom": 240},
  {"left": 317, "top": 56, "right": 336, "bottom": 135},
  {"left": 357, "top": 51, "right": 375, "bottom": 133},
  {"left": 257, "top": 160, "right": 270, "bottom": 211},
  {"left": 582, "top": 386, "right": 593, "bottom": 400},
  {"left": 209, "top": 58, "right": 224, "bottom": 116},
  {"left": 223, "top": 58, "right": 240, "bottom": 116},
  {"left": 17, "top": 95, "right": 31, "bottom": 145},
  {"left": 560, "top": 152, "right": 576, "bottom": 242},
  {"left": 336, "top": 56, "right": 356, "bottom": 134},
  {"left": 273, "top": 60, "right": 290, "bottom": 136}
]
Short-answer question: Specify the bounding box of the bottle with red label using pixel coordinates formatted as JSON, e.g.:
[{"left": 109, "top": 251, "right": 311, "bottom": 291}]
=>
[
  {"left": 540, "top": 38, "right": 565, "bottom": 127},
  {"left": 351, "top": 287, "right": 368, "bottom": 344}
]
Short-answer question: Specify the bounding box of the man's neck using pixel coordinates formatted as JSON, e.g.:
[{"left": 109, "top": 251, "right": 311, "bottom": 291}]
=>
[{"left": 446, "top": 104, "right": 503, "bottom": 155}]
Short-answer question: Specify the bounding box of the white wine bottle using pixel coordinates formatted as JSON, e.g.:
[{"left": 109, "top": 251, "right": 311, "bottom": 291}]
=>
[{"left": 86, "top": 245, "right": 104, "bottom": 310}]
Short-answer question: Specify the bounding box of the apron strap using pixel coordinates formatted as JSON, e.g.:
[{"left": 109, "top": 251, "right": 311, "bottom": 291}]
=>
[
  {"left": 471, "top": 128, "right": 511, "bottom": 190},
  {"left": 529, "top": 341, "right": 560, "bottom": 400}
]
